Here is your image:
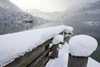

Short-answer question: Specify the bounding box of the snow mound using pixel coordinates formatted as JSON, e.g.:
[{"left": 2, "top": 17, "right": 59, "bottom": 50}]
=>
[
  {"left": 69, "top": 35, "right": 98, "bottom": 56},
  {"left": 46, "top": 42, "right": 100, "bottom": 67},
  {"left": 52, "top": 35, "right": 64, "bottom": 44}
]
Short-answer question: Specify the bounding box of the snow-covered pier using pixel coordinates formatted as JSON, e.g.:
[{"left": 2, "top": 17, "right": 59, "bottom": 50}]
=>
[
  {"left": 0, "top": 25, "right": 73, "bottom": 67},
  {"left": 0, "top": 25, "right": 100, "bottom": 67}
]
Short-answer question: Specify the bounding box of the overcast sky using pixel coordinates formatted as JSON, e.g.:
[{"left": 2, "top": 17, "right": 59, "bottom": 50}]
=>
[{"left": 10, "top": 0, "right": 98, "bottom": 12}]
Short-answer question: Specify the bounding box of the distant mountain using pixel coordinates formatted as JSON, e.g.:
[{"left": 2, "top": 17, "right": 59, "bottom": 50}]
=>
[
  {"left": 25, "top": 9, "right": 62, "bottom": 21},
  {"left": 61, "top": 1, "right": 100, "bottom": 23},
  {"left": 0, "top": 0, "right": 48, "bottom": 35}
]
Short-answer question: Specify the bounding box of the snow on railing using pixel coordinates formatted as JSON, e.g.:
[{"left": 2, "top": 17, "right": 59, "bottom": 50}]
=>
[
  {"left": 0, "top": 25, "right": 98, "bottom": 67},
  {"left": 0, "top": 25, "right": 73, "bottom": 67}
]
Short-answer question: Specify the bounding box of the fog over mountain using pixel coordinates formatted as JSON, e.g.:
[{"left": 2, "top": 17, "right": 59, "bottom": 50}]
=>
[
  {"left": 25, "top": 9, "right": 62, "bottom": 21},
  {"left": 26, "top": 0, "right": 100, "bottom": 24},
  {"left": 61, "top": 1, "right": 100, "bottom": 23}
]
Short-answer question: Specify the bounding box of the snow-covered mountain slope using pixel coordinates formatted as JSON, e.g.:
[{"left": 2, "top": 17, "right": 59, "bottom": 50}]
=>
[
  {"left": 25, "top": 9, "right": 62, "bottom": 21},
  {"left": 0, "top": 0, "right": 22, "bottom": 21},
  {"left": 0, "top": 0, "right": 48, "bottom": 35},
  {"left": 61, "top": 1, "right": 100, "bottom": 23}
]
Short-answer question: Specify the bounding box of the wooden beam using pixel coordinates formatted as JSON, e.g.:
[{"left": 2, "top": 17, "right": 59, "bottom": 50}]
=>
[
  {"left": 5, "top": 39, "right": 51, "bottom": 67},
  {"left": 27, "top": 49, "right": 50, "bottom": 67},
  {"left": 68, "top": 54, "right": 88, "bottom": 67}
]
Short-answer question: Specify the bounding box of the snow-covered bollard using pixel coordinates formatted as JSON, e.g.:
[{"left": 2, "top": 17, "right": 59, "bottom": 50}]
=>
[
  {"left": 50, "top": 35, "right": 64, "bottom": 59},
  {"left": 68, "top": 35, "right": 98, "bottom": 67}
]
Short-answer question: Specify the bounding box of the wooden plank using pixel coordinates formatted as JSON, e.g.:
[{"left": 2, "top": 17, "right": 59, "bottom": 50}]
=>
[
  {"left": 33, "top": 58, "right": 45, "bottom": 67},
  {"left": 39, "top": 57, "right": 50, "bottom": 67},
  {"left": 28, "top": 49, "right": 50, "bottom": 67},
  {"left": 5, "top": 39, "right": 52, "bottom": 67},
  {"left": 51, "top": 44, "right": 59, "bottom": 59},
  {"left": 5, "top": 31, "right": 65, "bottom": 67},
  {"left": 18, "top": 47, "right": 45, "bottom": 67}
]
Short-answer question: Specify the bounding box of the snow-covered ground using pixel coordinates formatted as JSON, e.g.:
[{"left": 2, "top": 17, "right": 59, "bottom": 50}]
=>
[
  {"left": 0, "top": 25, "right": 73, "bottom": 67},
  {"left": 46, "top": 42, "right": 100, "bottom": 67}
]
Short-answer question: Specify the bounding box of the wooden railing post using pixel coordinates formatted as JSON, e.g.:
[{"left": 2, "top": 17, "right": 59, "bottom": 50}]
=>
[
  {"left": 50, "top": 44, "right": 59, "bottom": 59},
  {"left": 50, "top": 31, "right": 72, "bottom": 59},
  {"left": 67, "top": 35, "right": 98, "bottom": 67},
  {"left": 64, "top": 33, "right": 71, "bottom": 43},
  {"left": 68, "top": 54, "right": 88, "bottom": 67}
]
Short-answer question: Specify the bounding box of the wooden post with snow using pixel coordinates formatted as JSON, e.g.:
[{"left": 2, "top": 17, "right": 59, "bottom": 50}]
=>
[
  {"left": 68, "top": 54, "right": 88, "bottom": 67},
  {"left": 68, "top": 35, "right": 98, "bottom": 67},
  {"left": 50, "top": 35, "right": 64, "bottom": 59}
]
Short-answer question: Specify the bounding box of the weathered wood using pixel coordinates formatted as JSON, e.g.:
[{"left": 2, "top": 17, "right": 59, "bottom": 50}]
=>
[
  {"left": 51, "top": 44, "right": 59, "bottom": 59},
  {"left": 39, "top": 57, "right": 50, "bottom": 67},
  {"left": 64, "top": 36, "right": 70, "bottom": 43},
  {"left": 5, "top": 31, "right": 68, "bottom": 67},
  {"left": 68, "top": 54, "right": 88, "bottom": 67},
  {"left": 5, "top": 39, "right": 51, "bottom": 67},
  {"left": 27, "top": 49, "right": 50, "bottom": 67},
  {"left": 18, "top": 47, "right": 45, "bottom": 67}
]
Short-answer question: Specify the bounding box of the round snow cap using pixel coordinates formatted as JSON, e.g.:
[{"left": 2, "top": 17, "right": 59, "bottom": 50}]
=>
[
  {"left": 69, "top": 35, "right": 98, "bottom": 57},
  {"left": 52, "top": 35, "right": 64, "bottom": 44}
]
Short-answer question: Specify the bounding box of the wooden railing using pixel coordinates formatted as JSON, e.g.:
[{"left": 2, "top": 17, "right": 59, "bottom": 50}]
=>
[
  {"left": 5, "top": 32, "right": 71, "bottom": 67},
  {"left": 5, "top": 32, "right": 96, "bottom": 67}
]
